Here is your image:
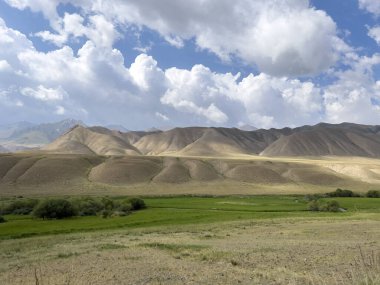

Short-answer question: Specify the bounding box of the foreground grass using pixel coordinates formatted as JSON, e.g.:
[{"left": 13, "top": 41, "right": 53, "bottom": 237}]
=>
[
  {"left": 1, "top": 195, "right": 378, "bottom": 240},
  {"left": 0, "top": 195, "right": 379, "bottom": 284}
]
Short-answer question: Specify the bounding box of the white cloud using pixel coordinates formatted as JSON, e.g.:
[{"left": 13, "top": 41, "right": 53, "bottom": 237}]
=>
[
  {"left": 162, "top": 64, "right": 323, "bottom": 127},
  {"left": 155, "top": 112, "right": 169, "bottom": 121},
  {"left": 55, "top": 105, "right": 65, "bottom": 115},
  {"left": 4, "top": 0, "right": 348, "bottom": 77},
  {"left": 0, "top": 60, "right": 11, "bottom": 71},
  {"left": 359, "top": 0, "right": 380, "bottom": 16},
  {"left": 35, "top": 13, "right": 119, "bottom": 48},
  {"left": 324, "top": 54, "right": 380, "bottom": 124},
  {"left": 4, "top": 0, "right": 62, "bottom": 29},
  {"left": 129, "top": 54, "right": 165, "bottom": 91},
  {"left": 368, "top": 26, "right": 380, "bottom": 45},
  {"left": 0, "top": 8, "right": 379, "bottom": 130},
  {"left": 21, "top": 85, "right": 66, "bottom": 101}
]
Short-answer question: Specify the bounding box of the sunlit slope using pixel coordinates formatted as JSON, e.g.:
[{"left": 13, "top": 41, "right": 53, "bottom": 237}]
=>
[
  {"left": 43, "top": 126, "right": 141, "bottom": 156},
  {"left": 1, "top": 153, "right": 380, "bottom": 196}
]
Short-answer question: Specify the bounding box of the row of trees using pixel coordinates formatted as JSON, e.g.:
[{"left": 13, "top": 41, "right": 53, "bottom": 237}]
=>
[{"left": 0, "top": 197, "right": 146, "bottom": 221}]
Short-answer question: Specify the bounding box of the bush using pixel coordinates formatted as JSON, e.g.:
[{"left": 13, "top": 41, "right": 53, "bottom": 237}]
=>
[
  {"left": 33, "top": 199, "right": 77, "bottom": 219},
  {"left": 327, "top": 188, "right": 359, "bottom": 197},
  {"left": 307, "top": 200, "right": 342, "bottom": 212},
  {"left": 1, "top": 199, "right": 39, "bottom": 215},
  {"left": 304, "top": 194, "right": 322, "bottom": 202},
  {"left": 128, "top": 198, "right": 146, "bottom": 211},
  {"left": 320, "top": 200, "right": 341, "bottom": 212},
  {"left": 101, "top": 198, "right": 115, "bottom": 211},
  {"left": 308, "top": 200, "right": 320, "bottom": 211},
  {"left": 0, "top": 216, "right": 6, "bottom": 223},
  {"left": 117, "top": 201, "right": 132, "bottom": 213},
  {"left": 72, "top": 198, "right": 104, "bottom": 216},
  {"left": 366, "top": 190, "right": 380, "bottom": 198},
  {"left": 101, "top": 209, "right": 112, "bottom": 219}
]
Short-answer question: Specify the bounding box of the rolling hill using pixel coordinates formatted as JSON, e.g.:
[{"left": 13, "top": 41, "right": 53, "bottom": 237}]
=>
[
  {"left": 42, "top": 125, "right": 141, "bottom": 156},
  {"left": 41, "top": 122, "right": 380, "bottom": 158},
  {"left": 261, "top": 123, "right": 380, "bottom": 157}
]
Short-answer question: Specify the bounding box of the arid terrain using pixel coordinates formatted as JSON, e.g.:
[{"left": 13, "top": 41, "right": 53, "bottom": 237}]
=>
[
  {"left": 1, "top": 152, "right": 380, "bottom": 196},
  {"left": 0, "top": 215, "right": 379, "bottom": 285},
  {"left": 1, "top": 122, "right": 380, "bottom": 285}
]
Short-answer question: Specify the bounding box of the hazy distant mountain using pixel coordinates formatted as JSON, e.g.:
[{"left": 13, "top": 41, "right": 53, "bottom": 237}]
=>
[
  {"left": 146, "top": 127, "right": 162, "bottom": 132},
  {"left": 0, "top": 121, "right": 35, "bottom": 139},
  {"left": 238, "top": 124, "right": 257, "bottom": 131},
  {"left": 43, "top": 125, "right": 141, "bottom": 155},
  {"left": 105, "top": 124, "right": 130, "bottom": 132},
  {"left": 0, "top": 145, "right": 9, "bottom": 153},
  {"left": 6, "top": 119, "right": 84, "bottom": 146}
]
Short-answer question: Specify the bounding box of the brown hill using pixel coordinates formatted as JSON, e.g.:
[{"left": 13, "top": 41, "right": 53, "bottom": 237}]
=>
[
  {"left": 41, "top": 122, "right": 380, "bottom": 158},
  {"left": 261, "top": 123, "right": 380, "bottom": 157},
  {"left": 133, "top": 127, "right": 289, "bottom": 156},
  {"left": 134, "top": 127, "right": 207, "bottom": 155},
  {"left": 43, "top": 125, "right": 141, "bottom": 156}
]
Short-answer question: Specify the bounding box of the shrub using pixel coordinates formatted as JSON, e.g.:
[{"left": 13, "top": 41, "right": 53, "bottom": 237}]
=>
[
  {"left": 0, "top": 216, "right": 6, "bottom": 223},
  {"left": 101, "top": 198, "right": 115, "bottom": 211},
  {"left": 128, "top": 198, "right": 146, "bottom": 211},
  {"left": 307, "top": 199, "right": 342, "bottom": 212},
  {"left": 366, "top": 190, "right": 380, "bottom": 198},
  {"left": 307, "top": 200, "right": 320, "bottom": 211},
  {"left": 33, "top": 199, "right": 77, "bottom": 219},
  {"left": 304, "top": 194, "right": 322, "bottom": 202},
  {"left": 1, "top": 199, "right": 39, "bottom": 215},
  {"left": 101, "top": 209, "right": 112, "bottom": 219},
  {"left": 117, "top": 201, "right": 132, "bottom": 213},
  {"left": 72, "top": 198, "right": 104, "bottom": 216},
  {"left": 320, "top": 200, "right": 341, "bottom": 212},
  {"left": 327, "top": 188, "right": 359, "bottom": 197}
]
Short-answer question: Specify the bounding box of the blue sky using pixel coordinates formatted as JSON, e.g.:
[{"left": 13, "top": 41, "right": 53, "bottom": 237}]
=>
[{"left": 0, "top": 0, "right": 379, "bottom": 129}]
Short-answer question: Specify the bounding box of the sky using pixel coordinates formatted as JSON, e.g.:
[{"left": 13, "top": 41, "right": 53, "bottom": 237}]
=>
[{"left": 0, "top": 0, "right": 379, "bottom": 130}]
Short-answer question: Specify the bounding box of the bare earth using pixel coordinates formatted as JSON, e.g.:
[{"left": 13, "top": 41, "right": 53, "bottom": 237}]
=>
[
  {"left": 0, "top": 215, "right": 379, "bottom": 285},
  {"left": 2, "top": 154, "right": 380, "bottom": 196}
]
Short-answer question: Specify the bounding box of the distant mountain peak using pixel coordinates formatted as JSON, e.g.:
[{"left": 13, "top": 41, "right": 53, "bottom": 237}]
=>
[{"left": 238, "top": 124, "right": 257, "bottom": 131}]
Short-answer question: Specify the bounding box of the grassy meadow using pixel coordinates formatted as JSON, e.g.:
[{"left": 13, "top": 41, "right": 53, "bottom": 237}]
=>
[
  {"left": 0, "top": 194, "right": 379, "bottom": 284},
  {"left": 0, "top": 195, "right": 378, "bottom": 240}
]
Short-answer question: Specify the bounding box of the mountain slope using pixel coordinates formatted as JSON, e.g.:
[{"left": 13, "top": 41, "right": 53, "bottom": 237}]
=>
[
  {"left": 261, "top": 123, "right": 380, "bottom": 157},
  {"left": 134, "top": 127, "right": 290, "bottom": 156},
  {"left": 43, "top": 126, "right": 141, "bottom": 156},
  {"left": 0, "top": 121, "right": 35, "bottom": 140},
  {"left": 39, "top": 122, "right": 380, "bottom": 158},
  {"left": 134, "top": 127, "right": 207, "bottom": 155},
  {"left": 6, "top": 119, "right": 84, "bottom": 146}
]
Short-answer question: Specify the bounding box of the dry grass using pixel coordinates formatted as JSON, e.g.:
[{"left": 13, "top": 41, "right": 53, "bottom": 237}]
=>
[{"left": 0, "top": 216, "right": 379, "bottom": 284}]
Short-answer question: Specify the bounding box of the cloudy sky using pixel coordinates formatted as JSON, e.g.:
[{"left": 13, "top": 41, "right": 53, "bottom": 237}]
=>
[{"left": 0, "top": 0, "right": 380, "bottom": 129}]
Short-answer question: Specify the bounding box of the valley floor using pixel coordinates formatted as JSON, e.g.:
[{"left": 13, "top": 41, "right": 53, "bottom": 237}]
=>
[
  {"left": 0, "top": 216, "right": 379, "bottom": 285},
  {"left": 0, "top": 196, "right": 379, "bottom": 285}
]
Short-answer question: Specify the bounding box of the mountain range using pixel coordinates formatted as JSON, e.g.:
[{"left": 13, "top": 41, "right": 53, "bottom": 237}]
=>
[
  {"left": 0, "top": 119, "right": 84, "bottom": 152},
  {"left": 41, "top": 122, "right": 380, "bottom": 158}
]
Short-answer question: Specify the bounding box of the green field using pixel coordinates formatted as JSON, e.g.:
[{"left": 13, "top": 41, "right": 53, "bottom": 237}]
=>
[{"left": 1, "top": 196, "right": 378, "bottom": 240}]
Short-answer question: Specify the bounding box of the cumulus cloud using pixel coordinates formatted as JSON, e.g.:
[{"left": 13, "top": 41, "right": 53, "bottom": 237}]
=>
[
  {"left": 368, "top": 26, "right": 380, "bottom": 45},
  {"left": 1, "top": 14, "right": 328, "bottom": 128},
  {"left": 359, "top": 0, "right": 380, "bottom": 16},
  {"left": 0, "top": 1, "right": 378, "bottom": 130},
  {"left": 4, "top": 0, "right": 348, "bottom": 77},
  {"left": 21, "top": 85, "right": 66, "bottom": 101},
  {"left": 324, "top": 54, "right": 380, "bottom": 124},
  {"left": 35, "top": 13, "right": 119, "bottom": 48},
  {"left": 162, "top": 65, "right": 323, "bottom": 127}
]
